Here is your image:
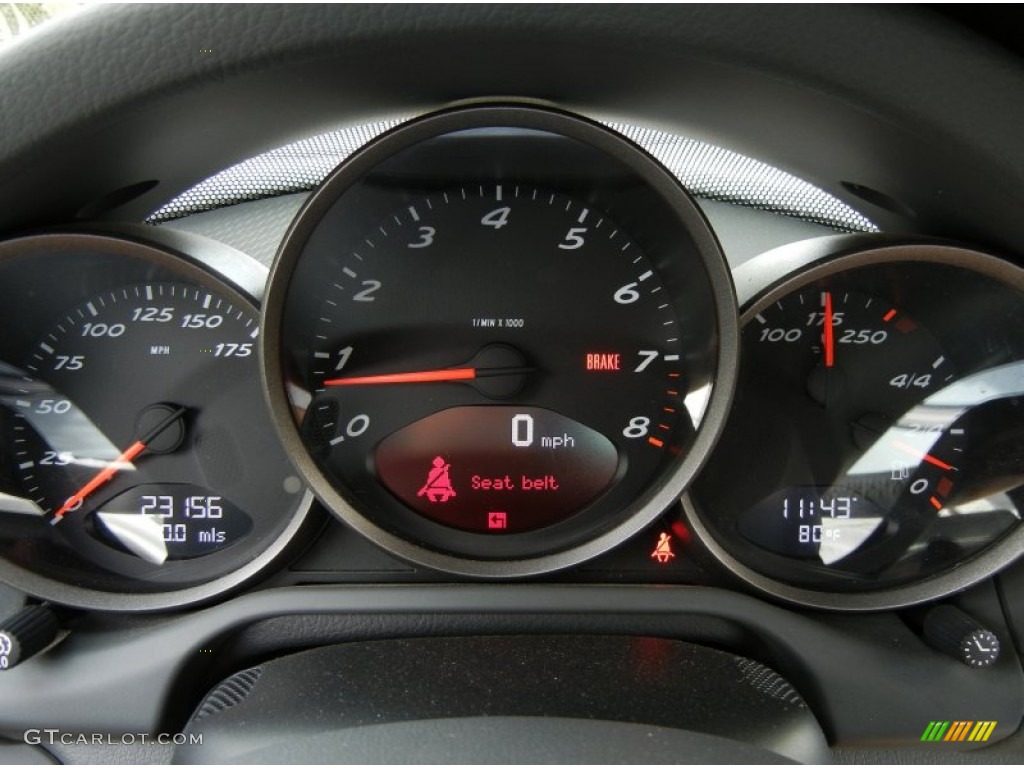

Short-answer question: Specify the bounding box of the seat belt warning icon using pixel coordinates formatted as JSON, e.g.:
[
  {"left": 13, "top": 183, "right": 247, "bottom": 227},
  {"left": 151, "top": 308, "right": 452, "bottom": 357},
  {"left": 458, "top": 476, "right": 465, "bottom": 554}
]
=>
[
  {"left": 417, "top": 456, "right": 457, "bottom": 503},
  {"left": 651, "top": 532, "right": 675, "bottom": 564}
]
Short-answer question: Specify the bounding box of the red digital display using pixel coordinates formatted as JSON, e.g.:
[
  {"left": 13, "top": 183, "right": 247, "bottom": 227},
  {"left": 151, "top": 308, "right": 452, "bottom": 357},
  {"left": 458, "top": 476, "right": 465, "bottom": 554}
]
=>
[{"left": 374, "top": 406, "right": 619, "bottom": 533}]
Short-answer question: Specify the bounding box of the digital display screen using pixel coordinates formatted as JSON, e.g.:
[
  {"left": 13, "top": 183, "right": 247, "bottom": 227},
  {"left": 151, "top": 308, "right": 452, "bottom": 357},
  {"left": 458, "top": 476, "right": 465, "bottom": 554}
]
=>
[{"left": 375, "top": 406, "right": 619, "bottom": 533}]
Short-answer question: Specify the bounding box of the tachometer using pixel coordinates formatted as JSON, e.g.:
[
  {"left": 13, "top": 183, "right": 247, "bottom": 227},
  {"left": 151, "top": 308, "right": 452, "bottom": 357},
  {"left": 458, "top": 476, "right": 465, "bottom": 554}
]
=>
[{"left": 263, "top": 105, "right": 737, "bottom": 576}]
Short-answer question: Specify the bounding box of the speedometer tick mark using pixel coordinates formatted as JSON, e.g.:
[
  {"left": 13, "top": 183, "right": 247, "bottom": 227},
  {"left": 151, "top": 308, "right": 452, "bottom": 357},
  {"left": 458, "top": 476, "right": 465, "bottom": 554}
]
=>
[
  {"left": 40, "top": 343, "right": 53, "bottom": 354},
  {"left": 578, "top": 208, "right": 589, "bottom": 224},
  {"left": 755, "top": 314, "right": 767, "bottom": 324},
  {"left": 408, "top": 206, "right": 420, "bottom": 221},
  {"left": 664, "top": 354, "right": 680, "bottom": 361},
  {"left": 343, "top": 267, "right": 357, "bottom": 279},
  {"left": 638, "top": 270, "right": 653, "bottom": 281},
  {"left": 496, "top": 184, "right": 503, "bottom": 201},
  {"left": 86, "top": 302, "right": 98, "bottom": 317}
]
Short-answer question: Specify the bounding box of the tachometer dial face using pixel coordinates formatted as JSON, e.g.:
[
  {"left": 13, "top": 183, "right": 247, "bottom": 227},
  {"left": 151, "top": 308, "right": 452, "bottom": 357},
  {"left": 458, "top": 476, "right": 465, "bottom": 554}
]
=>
[
  {"left": 302, "top": 186, "right": 690, "bottom": 537},
  {"left": 264, "top": 105, "right": 737, "bottom": 576},
  {"left": 0, "top": 233, "right": 311, "bottom": 609},
  {"left": 689, "top": 244, "right": 1024, "bottom": 606}
]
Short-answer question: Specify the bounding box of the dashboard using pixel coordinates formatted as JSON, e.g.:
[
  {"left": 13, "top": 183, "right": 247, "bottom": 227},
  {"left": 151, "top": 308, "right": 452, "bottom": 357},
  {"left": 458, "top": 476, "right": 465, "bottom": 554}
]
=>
[{"left": 1, "top": 4, "right": 1024, "bottom": 764}]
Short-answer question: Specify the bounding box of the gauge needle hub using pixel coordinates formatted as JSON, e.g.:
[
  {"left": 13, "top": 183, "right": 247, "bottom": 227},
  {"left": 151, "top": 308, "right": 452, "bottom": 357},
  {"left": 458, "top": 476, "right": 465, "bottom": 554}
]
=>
[{"left": 51, "top": 405, "right": 188, "bottom": 523}]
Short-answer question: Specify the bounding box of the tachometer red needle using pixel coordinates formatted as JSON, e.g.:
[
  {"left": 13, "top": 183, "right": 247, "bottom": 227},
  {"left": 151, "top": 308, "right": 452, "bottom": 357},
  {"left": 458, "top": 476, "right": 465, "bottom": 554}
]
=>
[
  {"left": 824, "top": 291, "right": 835, "bottom": 368},
  {"left": 892, "top": 439, "right": 955, "bottom": 471},
  {"left": 52, "top": 440, "right": 146, "bottom": 522},
  {"left": 324, "top": 368, "right": 477, "bottom": 386}
]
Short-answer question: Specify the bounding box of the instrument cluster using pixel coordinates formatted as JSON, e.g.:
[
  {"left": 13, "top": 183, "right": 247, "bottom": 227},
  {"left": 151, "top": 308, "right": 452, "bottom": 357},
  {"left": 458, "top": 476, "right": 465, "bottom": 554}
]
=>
[{"left": 0, "top": 105, "right": 1022, "bottom": 611}]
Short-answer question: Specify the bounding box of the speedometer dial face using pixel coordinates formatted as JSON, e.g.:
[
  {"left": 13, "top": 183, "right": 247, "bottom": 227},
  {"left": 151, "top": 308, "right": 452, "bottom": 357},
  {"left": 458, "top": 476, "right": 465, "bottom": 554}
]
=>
[
  {"left": 0, "top": 233, "right": 311, "bottom": 610},
  {"left": 688, "top": 243, "right": 1024, "bottom": 607},
  {"left": 264, "top": 106, "right": 737, "bottom": 576}
]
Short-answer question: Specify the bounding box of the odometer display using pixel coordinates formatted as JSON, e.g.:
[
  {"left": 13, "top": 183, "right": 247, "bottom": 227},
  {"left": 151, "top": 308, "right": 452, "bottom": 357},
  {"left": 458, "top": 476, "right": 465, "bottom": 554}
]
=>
[{"left": 264, "top": 106, "right": 737, "bottom": 575}]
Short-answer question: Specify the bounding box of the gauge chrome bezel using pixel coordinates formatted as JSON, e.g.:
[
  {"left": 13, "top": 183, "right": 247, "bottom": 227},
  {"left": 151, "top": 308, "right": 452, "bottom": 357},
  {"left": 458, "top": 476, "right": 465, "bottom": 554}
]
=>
[
  {"left": 684, "top": 235, "right": 1024, "bottom": 611},
  {"left": 0, "top": 230, "right": 314, "bottom": 612},
  {"left": 261, "top": 104, "right": 739, "bottom": 578}
]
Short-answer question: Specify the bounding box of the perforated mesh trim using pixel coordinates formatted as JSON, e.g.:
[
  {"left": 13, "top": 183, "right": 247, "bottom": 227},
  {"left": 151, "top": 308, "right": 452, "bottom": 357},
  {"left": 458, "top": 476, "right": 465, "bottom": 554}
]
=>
[{"left": 147, "top": 117, "right": 877, "bottom": 233}]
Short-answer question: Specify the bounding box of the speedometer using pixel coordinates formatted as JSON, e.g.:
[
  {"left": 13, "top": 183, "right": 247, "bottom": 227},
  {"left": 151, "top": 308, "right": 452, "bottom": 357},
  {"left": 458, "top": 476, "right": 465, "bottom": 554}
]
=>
[
  {"left": 0, "top": 231, "right": 312, "bottom": 610},
  {"left": 263, "top": 105, "right": 737, "bottom": 576}
]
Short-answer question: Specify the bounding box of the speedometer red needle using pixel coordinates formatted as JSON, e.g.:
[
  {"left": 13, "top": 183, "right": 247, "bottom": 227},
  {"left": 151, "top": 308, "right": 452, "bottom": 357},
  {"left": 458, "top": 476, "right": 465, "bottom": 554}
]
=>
[
  {"left": 52, "top": 440, "right": 146, "bottom": 522},
  {"left": 824, "top": 291, "right": 835, "bottom": 368},
  {"left": 51, "top": 405, "right": 188, "bottom": 523},
  {"left": 324, "top": 368, "right": 477, "bottom": 386}
]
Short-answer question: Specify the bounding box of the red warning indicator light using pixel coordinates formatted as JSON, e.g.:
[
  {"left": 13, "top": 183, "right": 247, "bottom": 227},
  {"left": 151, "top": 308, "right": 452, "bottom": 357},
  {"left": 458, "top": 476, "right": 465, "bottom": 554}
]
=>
[
  {"left": 650, "top": 532, "right": 675, "bottom": 564},
  {"left": 417, "top": 456, "right": 457, "bottom": 503},
  {"left": 586, "top": 353, "right": 621, "bottom": 371},
  {"left": 487, "top": 511, "right": 508, "bottom": 530}
]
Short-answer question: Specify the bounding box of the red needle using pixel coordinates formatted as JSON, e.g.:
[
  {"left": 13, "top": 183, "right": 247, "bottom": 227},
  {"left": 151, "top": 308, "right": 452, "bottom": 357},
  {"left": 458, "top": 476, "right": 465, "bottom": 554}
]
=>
[
  {"left": 52, "top": 440, "right": 146, "bottom": 522},
  {"left": 824, "top": 291, "right": 835, "bottom": 368},
  {"left": 324, "top": 368, "right": 477, "bottom": 386},
  {"left": 892, "top": 439, "right": 955, "bottom": 471},
  {"left": 51, "top": 405, "right": 187, "bottom": 524}
]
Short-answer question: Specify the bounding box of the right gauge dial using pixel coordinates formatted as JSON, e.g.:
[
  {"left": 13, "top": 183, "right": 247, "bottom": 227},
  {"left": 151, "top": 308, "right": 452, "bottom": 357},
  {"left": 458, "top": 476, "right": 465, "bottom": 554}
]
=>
[{"left": 687, "top": 238, "right": 1024, "bottom": 609}]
